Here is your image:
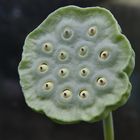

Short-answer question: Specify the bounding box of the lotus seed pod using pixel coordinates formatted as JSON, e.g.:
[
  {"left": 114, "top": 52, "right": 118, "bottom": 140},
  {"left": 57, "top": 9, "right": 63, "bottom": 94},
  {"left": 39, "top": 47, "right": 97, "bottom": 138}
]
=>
[{"left": 18, "top": 6, "right": 135, "bottom": 123}]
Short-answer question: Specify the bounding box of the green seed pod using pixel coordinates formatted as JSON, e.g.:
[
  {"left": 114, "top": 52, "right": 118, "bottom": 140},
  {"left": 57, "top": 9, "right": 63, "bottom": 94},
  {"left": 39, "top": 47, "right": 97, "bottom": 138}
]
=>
[{"left": 18, "top": 6, "right": 135, "bottom": 124}]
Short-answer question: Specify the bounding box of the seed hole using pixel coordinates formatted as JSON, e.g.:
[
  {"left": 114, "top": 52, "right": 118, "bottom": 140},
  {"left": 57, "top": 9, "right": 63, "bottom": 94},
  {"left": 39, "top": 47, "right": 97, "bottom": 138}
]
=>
[
  {"left": 82, "top": 70, "right": 86, "bottom": 73},
  {"left": 45, "top": 83, "right": 49, "bottom": 88},
  {"left": 61, "top": 70, "right": 64, "bottom": 74},
  {"left": 61, "top": 52, "right": 64, "bottom": 57},
  {"left": 65, "top": 30, "right": 69, "bottom": 35},
  {"left": 63, "top": 92, "right": 67, "bottom": 97},
  {"left": 81, "top": 48, "right": 84, "bottom": 51}
]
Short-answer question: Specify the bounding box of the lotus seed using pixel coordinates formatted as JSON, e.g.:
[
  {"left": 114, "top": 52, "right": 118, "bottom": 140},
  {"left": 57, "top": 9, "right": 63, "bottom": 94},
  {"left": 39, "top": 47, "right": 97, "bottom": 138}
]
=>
[
  {"left": 79, "top": 46, "right": 87, "bottom": 56},
  {"left": 97, "top": 77, "right": 107, "bottom": 86},
  {"left": 79, "top": 90, "right": 88, "bottom": 98},
  {"left": 58, "top": 51, "right": 68, "bottom": 61},
  {"left": 38, "top": 63, "right": 48, "bottom": 73},
  {"left": 88, "top": 26, "right": 96, "bottom": 36},
  {"left": 43, "top": 42, "right": 53, "bottom": 53},
  {"left": 43, "top": 81, "right": 53, "bottom": 91},
  {"left": 61, "top": 89, "right": 72, "bottom": 98},
  {"left": 80, "top": 68, "right": 89, "bottom": 77},
  {"left": 62, "top": 27, "right": 73, "bottom": 39},
  {"left": 58, "top": 68, "right": 69, "bottom": 78},
  {"left": 100, "top": 51, "right": 109, "bottom": 59}
]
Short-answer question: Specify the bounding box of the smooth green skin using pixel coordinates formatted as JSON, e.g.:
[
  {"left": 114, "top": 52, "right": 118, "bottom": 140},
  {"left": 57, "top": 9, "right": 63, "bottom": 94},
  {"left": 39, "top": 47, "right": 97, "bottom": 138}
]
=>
[
  {"left": 103, "top": 112, "right": 114, "bottom": 140},
  {"left": 18, "top": 6, "right": 135, "bottom": 124}
]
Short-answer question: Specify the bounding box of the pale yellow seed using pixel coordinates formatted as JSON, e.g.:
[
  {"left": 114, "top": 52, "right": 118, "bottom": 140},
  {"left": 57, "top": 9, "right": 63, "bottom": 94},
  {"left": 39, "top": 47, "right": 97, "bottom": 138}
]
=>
[
  {"left": 38, "top": 63, "right": 48, "bottom": 72},
  {"left": 88, "top": 26, "right": 96, "bottom": 36},
  {"left": 62, "top": 89, "right": 72, "bottom": 98},
  {"left": 79, "top": 90, "right": 88, "bottom": 98},
  {"left": 43, "top": 42, "right": 53, "bottom": 52},
  {"left": 79, "top": 46, "right": 87, "bottom": 56},
  {"left": 58, "top": 68, "right": 69, "bottom": 77},
  {"left": 100, "top": 51, "right": 109, "bottom": 59},
  {"left": 43, "top": 81, "right": 54, "bottom": 91},
  {"left": 58, "top": 51, "right": 68, "bottom": 60},
  {"left": 63, "top": 27, "right": 72, "bottom": 39},
  {"left": 80, "top": 68, "right": 89, "bottom": 77},
  {"left": 97, "top": 77, "right": 107, "bottom": 86}
]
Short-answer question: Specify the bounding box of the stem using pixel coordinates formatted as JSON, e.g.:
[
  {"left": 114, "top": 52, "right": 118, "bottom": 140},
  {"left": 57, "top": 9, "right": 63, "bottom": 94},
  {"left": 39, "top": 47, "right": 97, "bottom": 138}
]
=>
[{"left": 103, "top": 112, "right": 114, "bottom": 140}]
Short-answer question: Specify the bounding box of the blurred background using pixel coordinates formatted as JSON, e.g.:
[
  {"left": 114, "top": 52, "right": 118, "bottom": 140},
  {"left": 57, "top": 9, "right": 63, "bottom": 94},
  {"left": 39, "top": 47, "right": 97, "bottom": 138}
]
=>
[{"left": 0, "top": 0, "right": 139, "bottom": 140}]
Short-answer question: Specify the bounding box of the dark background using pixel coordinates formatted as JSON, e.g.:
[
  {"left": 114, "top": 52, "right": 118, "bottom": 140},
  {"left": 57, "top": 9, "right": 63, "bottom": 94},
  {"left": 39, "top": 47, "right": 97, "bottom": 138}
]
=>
[{"left": 0, "top": 0, "right": 140, "bottom": 140}]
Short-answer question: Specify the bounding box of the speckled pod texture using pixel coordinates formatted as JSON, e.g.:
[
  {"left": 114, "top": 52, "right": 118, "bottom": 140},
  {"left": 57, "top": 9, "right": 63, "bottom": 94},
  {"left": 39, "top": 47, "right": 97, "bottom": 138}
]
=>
[{"left": 18, "top": 6, "right": 135, "bottom": 123}]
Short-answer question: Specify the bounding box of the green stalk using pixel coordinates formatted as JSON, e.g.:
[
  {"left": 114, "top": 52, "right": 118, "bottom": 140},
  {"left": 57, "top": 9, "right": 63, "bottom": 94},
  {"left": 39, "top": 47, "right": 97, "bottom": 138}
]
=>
[{"left": 103, "top": 112, "right": 114, "bottom": 140}]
